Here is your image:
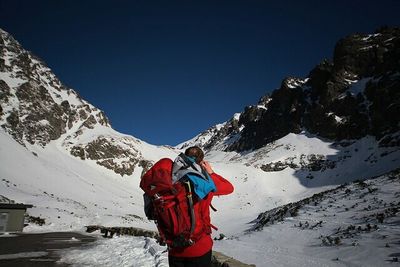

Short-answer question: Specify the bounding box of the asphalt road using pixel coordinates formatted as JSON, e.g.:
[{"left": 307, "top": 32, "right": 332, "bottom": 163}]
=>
[{"left": 0, "top": 232, "right": 97, "bottom": 267}]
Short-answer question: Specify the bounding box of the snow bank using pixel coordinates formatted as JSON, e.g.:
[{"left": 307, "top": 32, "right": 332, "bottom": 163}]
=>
[{"left": 58, "top": 236, "right": 168, "bottom": 267}]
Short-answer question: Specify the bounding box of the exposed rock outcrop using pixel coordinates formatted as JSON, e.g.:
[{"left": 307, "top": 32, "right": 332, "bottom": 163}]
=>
[
  {"left": 180, "top": 27, "right": 400, "bottom": 153},
  {"left": 0, "top": 28, "right": 148, "bottom": 176}
]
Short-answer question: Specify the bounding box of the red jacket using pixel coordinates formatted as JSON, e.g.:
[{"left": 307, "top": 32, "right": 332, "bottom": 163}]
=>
[{"left": 168, "top": 165, "right": 234, "bottom": 257}]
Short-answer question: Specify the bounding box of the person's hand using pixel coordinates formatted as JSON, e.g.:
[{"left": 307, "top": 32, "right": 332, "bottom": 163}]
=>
[{"left": 200, "top": 160, "right": 214, "bottom": 175}]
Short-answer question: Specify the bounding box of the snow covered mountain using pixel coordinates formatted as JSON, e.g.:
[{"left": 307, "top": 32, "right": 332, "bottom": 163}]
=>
[
  {"left": 179, "top": 26, "right": 400, "bottom": 153},
  {"left": 176, "top": 28, "right": 400, "bottom": 265},
  {"left": 0, "top": 26, "right": 399, "bottom": 266},
  {"left": 0, "top": 28, "right": 177, "bottom": 177},
  {"left": 0, "top": 27, "right": 178, "bottom": 230},
  {"left": 177, "top": 26, "right": 400, "bottom": 194}
]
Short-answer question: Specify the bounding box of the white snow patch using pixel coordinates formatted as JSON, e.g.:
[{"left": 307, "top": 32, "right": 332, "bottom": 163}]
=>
[
  {"left": 286, "top": 78, "right": 309, "bottom": 89},
  {"left": 359, "top": 45, "right": 376, "bottom": 51},
  {"left": 257, "top": 105, "right": 267, "bottom": 110},
  {"left": 233, "top": 112, "right": 241, "bottom": 120},
  {"left": 0, "top": 251, "right": 48, "bottom": 260},
  {"left": 0, "top": 71, "right": 27, "bottom": 89},
  {"left": 344, "top": 78, "right": 358, "bottom": 84},
  {"left": 58, "top": 236, "right": 168, "bottom": 267},
  {"left": 0, "top": 232, "right": 18, "bottom": 237},
  {"left": 327, "top": 113, "right": 345, "bottom": 124},
  {"left": 37, "top": 119, "right": 50, "bottom": 126},
  {"left": 334, "top": 115, "right": 345, "bottom": 124},
  {"left": 361, "top": 33, "right": 381, "bottom": 41},
  {"left": 215, "top": 122, "right": 226, "bottom": 131}
]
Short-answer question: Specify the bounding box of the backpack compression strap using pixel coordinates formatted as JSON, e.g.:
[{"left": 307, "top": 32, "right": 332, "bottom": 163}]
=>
[
  {"left": 169, "top": 181, "right": 196, "bottom": 248},
  {"left": 184, "top": 180, "right": 196, "bottom": 236}
]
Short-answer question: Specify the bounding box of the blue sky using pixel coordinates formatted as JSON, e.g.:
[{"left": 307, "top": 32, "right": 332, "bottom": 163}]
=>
[{"left": 1, "top": 0, "right": 399, "bottom": 145}]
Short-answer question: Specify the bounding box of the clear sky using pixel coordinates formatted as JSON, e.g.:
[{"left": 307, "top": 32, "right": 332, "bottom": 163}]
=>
[{"left": 1, "top": 0, "right": 399, "bottom": 145}]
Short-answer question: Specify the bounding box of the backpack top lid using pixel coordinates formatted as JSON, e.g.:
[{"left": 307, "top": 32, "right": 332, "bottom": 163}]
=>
[
  {"left": 172, "top": 153, "right": 210, "bottom": 183},
  {"left": 140, "top": 158, "right": 173, "bottom": 196},
  {"left": 140, "top": 154, "right": 216, "bottom": 198},
  {"left": 172, "top": 153, "right": 216, "bottom": 199}
]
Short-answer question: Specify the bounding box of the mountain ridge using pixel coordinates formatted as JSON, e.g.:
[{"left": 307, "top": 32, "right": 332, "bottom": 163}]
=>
[
  {"left": 178, "top": 27, "right": 400, "bottom": 153},
  {"left": 0, "top": 27, "right": 177, "bottom": 176},
  {"left": 1, "top": 27, "right": 400, "bottom": 266},
  {"left": 1, "top": 26, "right": 399, "bottom": 228}
]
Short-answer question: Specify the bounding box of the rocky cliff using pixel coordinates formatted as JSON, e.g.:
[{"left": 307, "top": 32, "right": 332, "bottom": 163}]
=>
[
  {"left": 0, "top": 28, "right": 174, "bottom": 176},
  {"left": 180, "top": 27, "right": 400, "bottom": 152}
]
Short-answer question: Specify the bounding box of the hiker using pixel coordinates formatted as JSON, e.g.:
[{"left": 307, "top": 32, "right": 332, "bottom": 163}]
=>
[{"left": 140, "top": 146, "right": 234, "bottom": 267}]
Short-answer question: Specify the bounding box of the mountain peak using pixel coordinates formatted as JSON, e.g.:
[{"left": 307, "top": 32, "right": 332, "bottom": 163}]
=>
[
  {"left": 0, "top": 27, "right": 111, "bottom": 147},
  {"left": 0, "top": 28, "right": 176, "bottom": 176},
  {"left": 180, "top": 27, "right": 400, "bottom": 153}
]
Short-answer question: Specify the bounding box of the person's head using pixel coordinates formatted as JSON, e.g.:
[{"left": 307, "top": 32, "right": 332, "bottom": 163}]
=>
[{"left": 184, "top": 146, "right": 204, "bottom": 164}]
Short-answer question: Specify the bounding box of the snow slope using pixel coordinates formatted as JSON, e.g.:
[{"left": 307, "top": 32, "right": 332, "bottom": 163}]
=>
[
  {"left": 0, "top": 128, "right": 177, "bottom": 231},
  {"left": 53, "top": 169, "right": 400, "bottom": 267},
  {"left": 205, "top": 132, "right": 400, "bottom": 235},
  {"left": 214, "top": 170, "right": 400, "bottom": 267},
  {"left": 1, "top": 122, "right": 399, "bottom": 266}
]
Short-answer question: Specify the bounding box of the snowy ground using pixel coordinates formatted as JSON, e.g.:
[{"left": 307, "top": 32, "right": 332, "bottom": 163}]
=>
[
  {"left": 214, "top": 171, "right": 400, "bottom": 266},
  {"left": 1, "top": 127, "right": 400, "bottom": 266},
  {"left": 0, "top": 129, "right": 176, "bottom": 232},
  {"left": 58, "top": 235, "right": 168, "bottom": 267},
  {"left": 50, "top": 171, "right": 400, "bottom": 267}
]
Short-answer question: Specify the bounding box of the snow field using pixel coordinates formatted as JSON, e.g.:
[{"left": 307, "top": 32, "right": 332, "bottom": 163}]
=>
[{"left": 214, "top": 172, "right": 400, "bottom": 266}]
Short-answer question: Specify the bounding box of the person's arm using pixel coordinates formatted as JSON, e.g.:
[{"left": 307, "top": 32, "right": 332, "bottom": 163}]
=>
[
  {"left": 200, "top": 160, "right": 234, "bottom": 196},
  {"left": 210, "top": 172, "right": 234, "bottom": 196}
]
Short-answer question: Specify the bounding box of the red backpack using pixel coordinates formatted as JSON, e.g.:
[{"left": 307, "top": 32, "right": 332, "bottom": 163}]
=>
[{"left": 140, "top": 158, "right": 205, "bottom": 248}]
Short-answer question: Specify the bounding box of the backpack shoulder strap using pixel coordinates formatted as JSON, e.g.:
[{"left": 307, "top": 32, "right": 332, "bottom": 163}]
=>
[{"left": 183, "top": 180, "right": 196, "bottom": 236}]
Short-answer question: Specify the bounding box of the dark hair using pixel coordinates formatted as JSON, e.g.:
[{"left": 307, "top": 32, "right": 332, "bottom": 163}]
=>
[{"left": 184, "top": 146, "right": 204, "bottom": 163}]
